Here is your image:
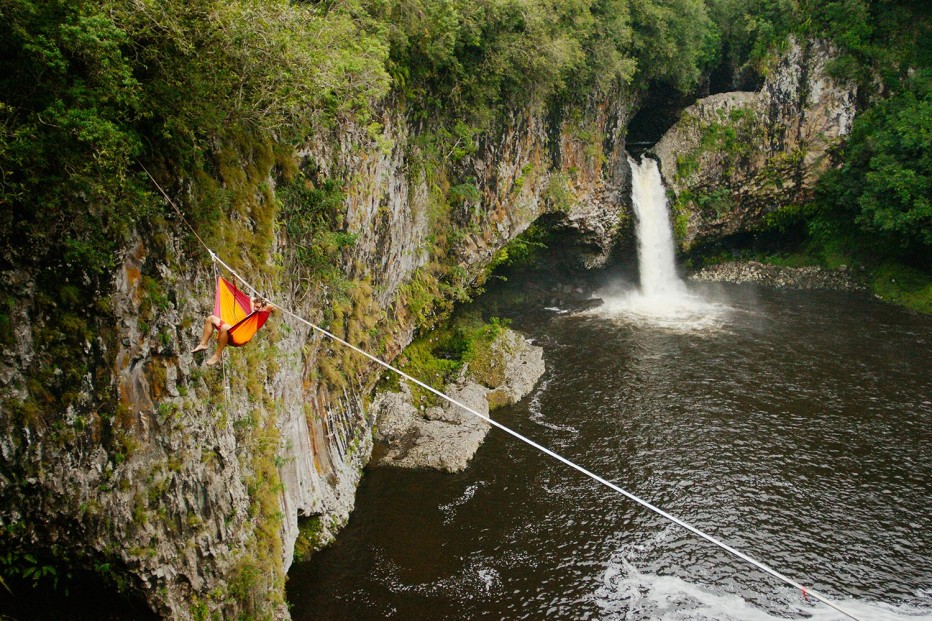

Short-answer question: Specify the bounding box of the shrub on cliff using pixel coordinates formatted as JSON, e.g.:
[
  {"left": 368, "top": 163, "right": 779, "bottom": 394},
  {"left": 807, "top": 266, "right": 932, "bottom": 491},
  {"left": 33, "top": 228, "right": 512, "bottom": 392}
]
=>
[
  {"left": 814, "top": 69, "right": 931, "bottom": 267},
  {"left": 0, "top": 0, "right": 390, "bottom": 280}
]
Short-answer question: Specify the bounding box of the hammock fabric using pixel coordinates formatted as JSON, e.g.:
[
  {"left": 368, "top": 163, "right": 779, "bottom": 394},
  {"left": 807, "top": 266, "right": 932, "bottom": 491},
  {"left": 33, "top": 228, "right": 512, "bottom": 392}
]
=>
[{"left": 213, "top": 276, "right": 270, "bottom": 347}]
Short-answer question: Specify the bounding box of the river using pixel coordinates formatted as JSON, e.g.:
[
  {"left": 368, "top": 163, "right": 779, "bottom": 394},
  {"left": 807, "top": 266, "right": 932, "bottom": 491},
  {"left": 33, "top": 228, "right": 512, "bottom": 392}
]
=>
[{"left": 287, "top": 271, "right": 932, "bottom": 620}]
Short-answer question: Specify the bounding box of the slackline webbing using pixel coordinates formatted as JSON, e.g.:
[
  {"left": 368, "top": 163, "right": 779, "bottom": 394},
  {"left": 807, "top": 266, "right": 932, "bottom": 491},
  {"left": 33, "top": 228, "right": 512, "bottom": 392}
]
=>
[{"left": 141, "top": 163, "right": 863, "bottom": 621}]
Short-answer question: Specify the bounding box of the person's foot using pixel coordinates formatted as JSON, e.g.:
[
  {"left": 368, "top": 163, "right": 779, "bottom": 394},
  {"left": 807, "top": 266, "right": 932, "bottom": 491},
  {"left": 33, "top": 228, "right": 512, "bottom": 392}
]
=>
[
  {"left": 205, "top": 355, "right": 220, "bottom": 366},
  {"left": 192, "top": 344, "right": 209, "bottom": 353}
]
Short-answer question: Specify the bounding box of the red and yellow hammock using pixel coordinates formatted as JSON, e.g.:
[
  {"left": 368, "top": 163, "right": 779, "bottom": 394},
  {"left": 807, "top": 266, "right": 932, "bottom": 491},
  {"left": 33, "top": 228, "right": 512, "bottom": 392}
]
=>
[{"left": 213, "top": 276, "right": 270, "bottom": 347}]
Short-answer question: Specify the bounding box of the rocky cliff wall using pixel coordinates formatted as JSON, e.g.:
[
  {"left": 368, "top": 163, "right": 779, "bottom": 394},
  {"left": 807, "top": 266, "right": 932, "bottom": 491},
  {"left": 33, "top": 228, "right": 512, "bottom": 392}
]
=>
[
  {"left": 653, "top": 38, "right": 857, "bottom": 250},
  {"left": 0, "top": 88, "right": 634, "bottom": 619},
  {"left": 0, "top": 35, "right": 856, "bottom": 618}
]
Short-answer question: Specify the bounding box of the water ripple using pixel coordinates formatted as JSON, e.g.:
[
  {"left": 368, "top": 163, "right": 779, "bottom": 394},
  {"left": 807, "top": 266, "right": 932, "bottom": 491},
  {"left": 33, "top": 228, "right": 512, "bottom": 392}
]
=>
[{"left": 288, "top": 285, "right": 932, "bottom": 621}]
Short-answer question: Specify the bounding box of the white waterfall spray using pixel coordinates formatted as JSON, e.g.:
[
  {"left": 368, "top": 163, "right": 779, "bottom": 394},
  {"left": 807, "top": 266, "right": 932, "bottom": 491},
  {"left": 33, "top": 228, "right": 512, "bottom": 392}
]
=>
[{"left": 629, "top": 156, "right": 687, "bottom": 298}]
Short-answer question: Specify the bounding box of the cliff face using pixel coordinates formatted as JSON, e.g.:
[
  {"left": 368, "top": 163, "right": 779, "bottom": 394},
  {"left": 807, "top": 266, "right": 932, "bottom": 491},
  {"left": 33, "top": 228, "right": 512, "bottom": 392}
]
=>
[
  {"left": 0, "top": 90, "right": 634, "bottom": 618},
  {"left": 0, "top": 35, "right": 855, "bottom": 618},
  {"left": 653, "top": 38, "right": 858, "bottom": 250}
]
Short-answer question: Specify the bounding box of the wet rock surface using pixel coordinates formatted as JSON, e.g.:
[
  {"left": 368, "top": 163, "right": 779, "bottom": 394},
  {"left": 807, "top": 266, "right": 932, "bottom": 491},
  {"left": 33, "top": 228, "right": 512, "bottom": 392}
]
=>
[{"left": 690, "top": 261, "right": 866, "bottom": 291}]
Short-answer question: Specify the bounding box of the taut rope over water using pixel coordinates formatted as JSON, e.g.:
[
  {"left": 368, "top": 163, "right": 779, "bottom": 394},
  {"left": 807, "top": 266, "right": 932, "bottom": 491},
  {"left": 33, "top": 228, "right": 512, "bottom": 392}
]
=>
[{"left": 141, "top": 163, "right": 863, "bottom": 621}]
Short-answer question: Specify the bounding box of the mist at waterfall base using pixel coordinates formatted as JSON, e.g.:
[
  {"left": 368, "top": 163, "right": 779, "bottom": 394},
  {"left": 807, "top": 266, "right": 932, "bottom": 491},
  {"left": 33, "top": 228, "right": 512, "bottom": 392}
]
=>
[{"left": 593, "top": 156, "right": 729, "bottom": 330}]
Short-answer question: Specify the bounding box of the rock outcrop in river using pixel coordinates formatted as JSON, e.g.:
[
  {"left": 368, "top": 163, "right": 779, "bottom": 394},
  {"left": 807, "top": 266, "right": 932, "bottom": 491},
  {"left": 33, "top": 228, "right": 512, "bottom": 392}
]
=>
[
  {"left": 690, "top": 261, "right": 866, "bottom": 291},
  {"left": 371, "top": 328, "right": 545, "bottom": 472}
]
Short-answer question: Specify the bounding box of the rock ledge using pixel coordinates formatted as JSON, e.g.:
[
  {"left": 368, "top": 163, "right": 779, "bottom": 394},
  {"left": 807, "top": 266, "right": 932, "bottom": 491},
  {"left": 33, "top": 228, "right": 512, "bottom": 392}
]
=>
[{"left": 370, "top": 328, "right": 545, "bottom": 472}]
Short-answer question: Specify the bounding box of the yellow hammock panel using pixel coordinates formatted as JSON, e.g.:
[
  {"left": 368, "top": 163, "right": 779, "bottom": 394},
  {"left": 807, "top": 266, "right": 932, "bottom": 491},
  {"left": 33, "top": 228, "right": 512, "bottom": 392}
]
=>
[{"left": 213, "top": 276, "right": 270, "bottom": 347}]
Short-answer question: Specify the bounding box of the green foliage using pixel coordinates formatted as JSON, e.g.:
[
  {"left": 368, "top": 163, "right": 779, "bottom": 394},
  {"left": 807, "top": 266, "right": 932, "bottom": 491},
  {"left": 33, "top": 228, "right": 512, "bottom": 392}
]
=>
[
  {"left": 806, "top": 0, "right": 928, "bottom": 91},
  {"left": 672, "top": 106, "right": 757, "bottom": 193},
  {"left": 697, "top": 107, "right": 756, "bottom": 170},
  {"left": 110, "top": 0, "right": 390, "bottom": 144},
  {"left": 706, "top": 0, "right": 797, "bottom": 79},
  {"left": 870, "top": 262, "right": 932, "bottom": 314},
  {"left": 397, "top": 261, "right": 473, "bottom": 334},
  {"left": 219, "top": 342, "right": 288, "bottom": 618},
  {"left": 0, "top": 549, "right": 61, "bottom": 591},
  {"left": 576, "top": 1, "right": 639, "bottom": 94},
  {"left": 386, "top": 312, "right": 511, "bottom": 407},
  {"left": 449, "top": 181, "right": 481, "bottom": 207},
  {"left": 487, "top": 224, "right": 551, "bottom": 274},
  {"left": 381, "top": 0, "right": 587, "bottom": 124},
  {"left": 629, "top": 0, "right": 717, "bottom": 91},
  {"left": 814, "top": 70, "right": 931, "bottom": 264},
  {"left": 542, "top": 172, "right": 576, "bottom": 212},
  {"left": 759, "top": 203, "right": 811, "bottom": 234},
  {"left": 278, "top": 168, "right": 357, "bottom": 283},
  {"left": 0, "top": 0, "right": 153, "bottom": 277},
  {"left": 695, "top": 186, "right": 734, "bottom": 218},
  {"left": 292, "top": 515, "right": 325, "bottom": 563},
  {"left": 671, "top": 195, "right": 691, "bottom": 246},
  {"left": 379, "top": 0, "right": 717, "bottom": 131},
  {"left": 0, "top": 0, "right": 391, "bottom": 280},
  {"left": 708, "top": 0, "right": 928, "bottom": 92},
  {"left": 0, "top": 521, "right": 135, "bottom": 597}
]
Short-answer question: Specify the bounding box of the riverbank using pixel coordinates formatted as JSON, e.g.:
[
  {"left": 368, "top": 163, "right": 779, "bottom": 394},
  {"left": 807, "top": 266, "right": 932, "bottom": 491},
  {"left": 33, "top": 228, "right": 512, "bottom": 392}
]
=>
[
  {"left": 689, "top": 260, "right": 866, "bottom": 292},
  {"left": 687, "top": 252, "right": 932, "bottom": 314}
]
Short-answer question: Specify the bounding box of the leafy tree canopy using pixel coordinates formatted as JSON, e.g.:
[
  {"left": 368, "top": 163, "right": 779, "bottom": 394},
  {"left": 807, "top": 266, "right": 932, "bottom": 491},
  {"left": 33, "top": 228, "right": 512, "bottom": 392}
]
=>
[
  {"left": 815, "top": 69, "right": 931, "bottom": 264},
  {"left": 0, "top": 0, "right": 927, "bottom": 282}
]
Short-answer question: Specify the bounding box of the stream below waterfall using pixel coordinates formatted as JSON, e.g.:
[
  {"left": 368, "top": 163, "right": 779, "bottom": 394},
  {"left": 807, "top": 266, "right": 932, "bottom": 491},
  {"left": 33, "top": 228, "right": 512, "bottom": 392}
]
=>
[
  {"left": 288, "top": 157, "right": 930, "bottom": 620},
  {"left": 287, "top": 272, "right": 932, "bottom": 620}
]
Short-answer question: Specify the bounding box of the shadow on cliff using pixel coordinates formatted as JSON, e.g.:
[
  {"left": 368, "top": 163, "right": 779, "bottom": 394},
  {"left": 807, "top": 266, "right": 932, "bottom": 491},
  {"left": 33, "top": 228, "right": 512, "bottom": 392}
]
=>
[{"left": 0, "top": 572, "right": 158, "bottom": 621}]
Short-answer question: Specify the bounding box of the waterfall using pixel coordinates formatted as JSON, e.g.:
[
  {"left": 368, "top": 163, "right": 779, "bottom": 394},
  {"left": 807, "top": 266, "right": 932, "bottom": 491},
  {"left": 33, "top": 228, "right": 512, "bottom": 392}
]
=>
[
  {"left": 588, "top": 155, "right": 728, "bottom": 330},
  {"left": 628, "top": 156, "right": 686, "bottom": 298}
]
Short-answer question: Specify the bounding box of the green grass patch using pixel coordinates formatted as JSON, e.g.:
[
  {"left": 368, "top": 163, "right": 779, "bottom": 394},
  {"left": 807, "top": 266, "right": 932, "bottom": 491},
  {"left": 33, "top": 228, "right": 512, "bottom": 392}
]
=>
[
  {"left": 293, "top": 515, "right": 325, "bottom": 563},
  {"left": 870, "top": 263, "right": 932, "bottom": 314},
  {"left": 385, "top": 313, "right": 510, "bottom": 408}
]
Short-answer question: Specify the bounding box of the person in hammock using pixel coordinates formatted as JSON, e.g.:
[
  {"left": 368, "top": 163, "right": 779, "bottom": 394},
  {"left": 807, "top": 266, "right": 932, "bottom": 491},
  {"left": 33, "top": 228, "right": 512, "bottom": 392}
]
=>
[{"left": 192, "top": 296, "right": 276, "bottom": 365}]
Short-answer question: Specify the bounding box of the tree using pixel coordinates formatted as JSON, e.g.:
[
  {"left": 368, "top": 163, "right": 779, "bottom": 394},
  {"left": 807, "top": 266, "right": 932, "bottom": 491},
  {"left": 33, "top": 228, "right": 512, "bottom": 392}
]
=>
[{"left": 815, "top": 70, "right": 931, "bottom": 263}]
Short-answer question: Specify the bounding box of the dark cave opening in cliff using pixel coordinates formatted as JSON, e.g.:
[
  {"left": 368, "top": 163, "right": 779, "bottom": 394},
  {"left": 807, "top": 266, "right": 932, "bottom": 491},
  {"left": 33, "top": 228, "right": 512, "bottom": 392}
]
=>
[
  {"left": 477, "top": 213, "right": 639, "bottom": 312},
  {"left": 625, "top": 83, "right": 696, "bottom": 158},
  {"left": 0, "top": 567, "right": 159, "bottom": 621}
]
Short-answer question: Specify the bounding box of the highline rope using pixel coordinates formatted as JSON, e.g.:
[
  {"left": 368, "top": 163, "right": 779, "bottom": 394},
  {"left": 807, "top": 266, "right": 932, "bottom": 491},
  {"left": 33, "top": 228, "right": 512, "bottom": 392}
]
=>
[{"left": 141, "top": 163, "right": 863, "bottom": 621}]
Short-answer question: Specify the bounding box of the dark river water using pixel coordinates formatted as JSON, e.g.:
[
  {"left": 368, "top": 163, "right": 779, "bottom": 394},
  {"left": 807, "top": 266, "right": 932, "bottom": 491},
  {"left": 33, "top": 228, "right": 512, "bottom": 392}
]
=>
[{"left": 288, "top": 276, "right": 932, "bottom": 620}]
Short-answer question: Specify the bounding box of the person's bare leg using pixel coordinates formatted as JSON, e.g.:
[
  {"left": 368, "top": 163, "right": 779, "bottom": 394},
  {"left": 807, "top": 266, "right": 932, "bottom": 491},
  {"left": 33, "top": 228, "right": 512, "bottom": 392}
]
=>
[
  {"left": 193, "top": 316, "right": 220, "bottom": 353},
  {"left": 206, "top": 327, "right": 228, "bottom": 365}
]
